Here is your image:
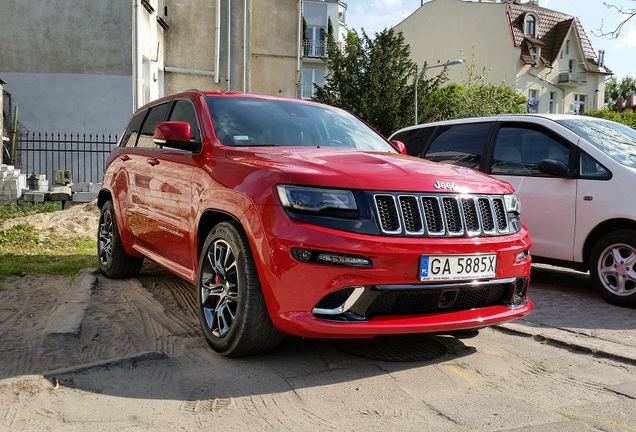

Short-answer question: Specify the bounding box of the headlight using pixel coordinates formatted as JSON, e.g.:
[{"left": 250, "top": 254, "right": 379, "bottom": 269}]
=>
[{"left": 276, "top": 185, "right": 358, "bottom": 214}]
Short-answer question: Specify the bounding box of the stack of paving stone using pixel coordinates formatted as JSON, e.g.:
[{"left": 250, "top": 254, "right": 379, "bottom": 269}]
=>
[
  {"left": 0, "top": 164, "right": 27, "bottom": 205},
  {"left": 23, "top": 174, "right": 50, "bottom": 203}
]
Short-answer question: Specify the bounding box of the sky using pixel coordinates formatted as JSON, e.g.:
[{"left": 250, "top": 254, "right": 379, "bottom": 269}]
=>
[{"left": 344, "top": 0, "right": 636, "bottom": 79}]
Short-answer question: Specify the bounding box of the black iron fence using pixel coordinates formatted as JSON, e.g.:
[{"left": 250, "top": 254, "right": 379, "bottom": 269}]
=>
[{"left": 12, "top": 132, "right": 117, "bottom": 184}]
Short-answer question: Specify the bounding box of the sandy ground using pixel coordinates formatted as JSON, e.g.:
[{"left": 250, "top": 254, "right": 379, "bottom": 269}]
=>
[{"left": 1, "top": 205, "right": 636, "bottom": 431}]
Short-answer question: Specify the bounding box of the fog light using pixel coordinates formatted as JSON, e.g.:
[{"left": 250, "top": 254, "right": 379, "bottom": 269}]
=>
[
  {"left": 292, "top": 248, "right": 312, "bottom": 262},
  {"left": 515, "top": 250, "right": 529, "bottom": 262},
  {"left": 316, "top": 253, "right": 371, "bottom": 267}
]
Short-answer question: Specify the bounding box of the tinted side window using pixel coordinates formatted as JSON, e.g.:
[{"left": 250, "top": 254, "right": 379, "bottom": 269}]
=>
[
  {"left": 424, "top": 123, "right": 491, "bottom": 170},
  {"left": 137, "top": 103, "right": 171, "bottom": 149},
  {"left": 579, "top": 151, "right": 611, "bottom": 180},
  {"left": 392, "top": 128, "right": 436, "bottom": 157},
  {"left": 169, "top": 100, "right": 201, "bottom": 142},
  {"left": 120, "top": 110, "right": 147, "bottom": 148},
  {"left": 490, "top": 123, "right": 570, "bottom": 175}
]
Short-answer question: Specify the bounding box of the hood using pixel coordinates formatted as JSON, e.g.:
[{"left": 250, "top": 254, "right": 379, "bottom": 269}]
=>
[{"left": 224, "top": 147, "right": 514, "bottom": 195}]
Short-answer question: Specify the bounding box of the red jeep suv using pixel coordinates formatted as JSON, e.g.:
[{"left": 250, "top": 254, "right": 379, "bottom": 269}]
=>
[{"left": 98, "top": 90, "right": 533, "bottom": 356}]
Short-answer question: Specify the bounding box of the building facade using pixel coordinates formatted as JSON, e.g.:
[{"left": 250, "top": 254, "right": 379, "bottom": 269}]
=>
[
  {"left": 395, "top": 0, "right": 612, "bottom": 114},
  {"left": 300, "top": 0, "right": 348, "bottom": 99},
  {"left": 0, "top": 0, "right": 302, "bottom": 137}
]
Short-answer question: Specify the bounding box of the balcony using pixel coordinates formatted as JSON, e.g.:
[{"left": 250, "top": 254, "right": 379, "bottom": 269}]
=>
[
  {"left": 302, "top": 40, "right": 344, "bottom": 59},
  {"left": 558, "top": 72, "right": 588, "bottom": 86}
]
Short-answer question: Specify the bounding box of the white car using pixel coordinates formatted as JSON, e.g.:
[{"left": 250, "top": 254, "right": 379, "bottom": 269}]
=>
[{"left": 390, "top": 114, "right": 636, "bottom": 308}]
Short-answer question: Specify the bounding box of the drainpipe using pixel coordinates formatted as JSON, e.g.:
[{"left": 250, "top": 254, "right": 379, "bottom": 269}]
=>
[
  {"left": 164, "top": 66, "right": 216, "bottom": 77},
  {"left": 297, "top": 0, "right": 303, "bottom": 98},
  {"left": 243, "top": 0, "right": 247, "bottom": 92},
  {"left": 215, "top": 0, "right": 221, "bottom": 84},
  {"left": 227, "top": 0, "right": 232, "bottom": 91},
  {"left": 132, "top": 0, "right": 140, "bottom": 110}
]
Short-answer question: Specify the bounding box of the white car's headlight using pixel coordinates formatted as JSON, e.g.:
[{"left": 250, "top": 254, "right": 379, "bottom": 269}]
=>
[{"left": 276, "top": 185, "right": 358, "bottom": 213}]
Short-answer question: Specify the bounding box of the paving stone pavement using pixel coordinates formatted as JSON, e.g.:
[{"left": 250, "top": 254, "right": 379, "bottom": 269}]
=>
[{"left": 498, "top": 264, "right": 636, "bottom": 365}]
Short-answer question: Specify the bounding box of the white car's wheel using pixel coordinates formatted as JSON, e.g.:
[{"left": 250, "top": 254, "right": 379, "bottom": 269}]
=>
[{"left": 589, "top": 230, "right": 636, "bottom": 308}]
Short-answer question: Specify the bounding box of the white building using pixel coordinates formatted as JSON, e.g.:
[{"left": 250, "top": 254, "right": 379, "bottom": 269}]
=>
[{"left": 395, "top": 0, "right": 612, "bottom": 114}]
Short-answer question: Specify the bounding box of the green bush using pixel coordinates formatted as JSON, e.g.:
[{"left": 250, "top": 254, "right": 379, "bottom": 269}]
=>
[{"left": 584, "top": 109, "right": 636, "bottom": 129}]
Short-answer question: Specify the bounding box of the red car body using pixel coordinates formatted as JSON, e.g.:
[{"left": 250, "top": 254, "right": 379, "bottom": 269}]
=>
[{"left": 99, "top": 90, "right": 532, "bottom": 356}]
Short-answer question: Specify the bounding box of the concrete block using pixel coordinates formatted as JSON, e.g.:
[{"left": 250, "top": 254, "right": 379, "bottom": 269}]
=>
[
  {"left": 49, "top": 186, "right": 72, "bottom": 201},
  {"left": 28, "top": 173, "right": 47, "bottom": 181},
  {"left": 71, "top": 182, "right": 89, "bottom": 193},
  {"left": 72, "top": 191, "right": 98, "bottom": 203},
  {"left": 23, "top": 191, "right": 47, "bottom": 203},
  {"left": 53, "top": 169, "right": 72, "bottom": 185},
  {"left": 89, "top": 183, "right": 102, "bottom": 194},
  {"left": 0, "top": 165, "right": 14, "bottom": 172}
]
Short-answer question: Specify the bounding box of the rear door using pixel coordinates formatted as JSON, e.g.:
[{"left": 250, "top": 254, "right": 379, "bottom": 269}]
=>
[{"left": 486, "top": 121, "right": 576, "bottom": 261}]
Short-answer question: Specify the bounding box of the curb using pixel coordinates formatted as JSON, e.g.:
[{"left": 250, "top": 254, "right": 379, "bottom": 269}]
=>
[
  {"left": 46, "top": 268, "right": 98, "bottom": 336},
  {"left": 0, "top": 351, "right": 168, "bottom": 388},
  {"left": 496, "top": 322, "right": 636, "bottom": 366}
]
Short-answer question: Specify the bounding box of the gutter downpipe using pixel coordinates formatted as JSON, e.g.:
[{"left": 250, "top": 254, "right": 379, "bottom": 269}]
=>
[
  {"left": 297, "top": 0, "right": 302, "bottom": 98},
  {"left": 227, "top": 0, "right": 232, "bottom": 91},
  {"left": 243, "top": 0, "right": 247, "bottom": 93},
  {"left": 132, "top": 0, "right": 140, "bottom": 110},
  {"left": 215, "top": 0, "right": 221, "bottom": 84},
  {"left": 243, "top": 0, "right": 247, "bottom": 92}
]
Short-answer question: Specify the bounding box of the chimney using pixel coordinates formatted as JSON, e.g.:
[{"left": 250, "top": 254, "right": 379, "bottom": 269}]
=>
[{"left": 598, "top": 50, "right": 605, "bottom": 68}]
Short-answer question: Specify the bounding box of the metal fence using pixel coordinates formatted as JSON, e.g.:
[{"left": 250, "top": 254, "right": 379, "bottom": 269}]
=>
[{"left": 14, "top": 132, "right": 117, "bottom": 184}]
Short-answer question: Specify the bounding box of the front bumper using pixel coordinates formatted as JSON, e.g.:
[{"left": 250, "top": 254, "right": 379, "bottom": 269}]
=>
[{"left": 250, "top": 205, "right": 533, "bottom": 339}]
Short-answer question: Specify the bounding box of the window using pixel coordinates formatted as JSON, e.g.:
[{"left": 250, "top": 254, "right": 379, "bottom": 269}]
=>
[
  {"left": 423, "top": 123, "right": 491, "bottom": 170},
  {"left": 527, "top": 89, "right": 539, "bottom": 113},
  {"left": 565, "top": 40, "right": 570, "bottom": 55},
  {"left": 579, "top": 152, "right": 610, "bottom": 179},
  {"left": 304, "top": 26, "right": 326, "bottom": 57},
  {"left": 549, "top": 92, "right": 556, "bottom": 114},
  {"left": 392, "top": 127, "right": 438, "bottom": 158},
  {"left": 137, "top": 103, "right": 171, "bottom": 148},
  {"left": 168, "top": 100, "right": 201, "bottom": 142},
  {"left": 490, "top": 124, "right": 570, "bottom": 175},
  {"left": 120, "top": 110, "right": 147, "bottom": 148},
  {"left": 574, "top": 94, "right": 586, "bottom": 115},
  {"left": 301, "top": 68, "right": 325, "bottom": 99},
  {"left": 525, "top": 14, "right": 536, "bottom": 37}
]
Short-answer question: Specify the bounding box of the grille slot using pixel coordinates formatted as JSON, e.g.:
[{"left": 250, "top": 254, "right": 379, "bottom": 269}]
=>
[
  {"left": 366, "top": 284, "right": 508, "bottom": 318},
  {"left": 373, "top": 193, "right": 512, "bottom": 237}
]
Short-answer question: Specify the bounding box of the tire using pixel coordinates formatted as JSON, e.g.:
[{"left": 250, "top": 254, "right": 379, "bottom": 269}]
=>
[
  {"left": 97, "top": 200, "right": 143, "bottom": 278},
  {"left": 197, "top": 221, "right": 282, "bottom": 356},
  {"left": 589, "top": 230, "right": 636, "bottom": 308}
]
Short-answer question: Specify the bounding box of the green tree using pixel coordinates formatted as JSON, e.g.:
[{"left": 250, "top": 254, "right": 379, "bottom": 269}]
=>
[
  {"left": 313, "top": 28, "right": 445, "bottom": 137},
  {"left": 604, "top": 76, "right": 636, "bottom": 107},
  {"left": 423, "top": 60, "right": 526, "bottom": 121},
  {"left": 585, "top": 108, "right": 636, "bottom": 128}
]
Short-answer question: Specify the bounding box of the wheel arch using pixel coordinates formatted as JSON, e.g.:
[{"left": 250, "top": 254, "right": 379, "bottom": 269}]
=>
[
  {"left": 197, "top": 209, "right": 241, "bottom": 261},
  {"left": 97, "top": 189, "right": 112, "bottom": 209},
  {"left": 583, "top": 218, "right": 636, "bottom": 270}
]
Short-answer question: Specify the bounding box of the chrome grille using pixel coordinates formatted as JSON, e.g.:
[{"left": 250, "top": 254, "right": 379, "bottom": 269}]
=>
[{"left": 373, "top": 193, "right": 511, "bottom": 237}]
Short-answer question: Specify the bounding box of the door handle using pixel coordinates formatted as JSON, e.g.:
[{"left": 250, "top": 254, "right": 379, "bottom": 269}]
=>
[
  {"left": 119, "top": 154, "right": 131, "bottom": 162},
  {"left": 146, "top": 158, "right": 160, "bottom": 166}
]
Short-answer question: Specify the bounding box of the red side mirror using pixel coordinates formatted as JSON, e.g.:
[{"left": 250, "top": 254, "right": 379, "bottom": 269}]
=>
[{"left": 390, "top": 140, "right": 407, "bottom": 155}]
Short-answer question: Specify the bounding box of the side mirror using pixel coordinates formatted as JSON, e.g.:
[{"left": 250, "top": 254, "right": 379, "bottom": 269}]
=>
[
  {"left": 154, "top": 121, "right": 200, "bottom": 152},
  {"left": 538, "top": 159, "right": 571, "bottom": 177},
  {"left": 390, "top": 140, "right": 407, "bottom": 155}
]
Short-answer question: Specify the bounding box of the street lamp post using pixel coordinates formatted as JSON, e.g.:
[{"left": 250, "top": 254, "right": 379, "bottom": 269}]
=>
[{"left": 414, "top": 59, "right": 463, "bottom": 125}]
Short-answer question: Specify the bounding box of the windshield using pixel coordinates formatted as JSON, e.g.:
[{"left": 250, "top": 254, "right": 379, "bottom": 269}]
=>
[
  {"left": 205, "top": 96, "right": 396, "bottom": 152},
  {"left": 557, "top": 118, "right": 636, "bottom": 167}
]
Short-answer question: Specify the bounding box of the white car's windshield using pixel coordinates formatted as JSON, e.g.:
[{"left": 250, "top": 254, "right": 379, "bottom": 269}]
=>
[
  {"left": 206, "top": 96, "right": 396, "bottom": 152},
  {"left": 557, "top": 118, "right": 636, "bottom": 167}
]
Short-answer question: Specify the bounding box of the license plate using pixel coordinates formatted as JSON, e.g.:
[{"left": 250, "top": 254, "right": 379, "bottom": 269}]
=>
[{"left": 420, "top": 254, "right": 497, "bottom": 281}]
